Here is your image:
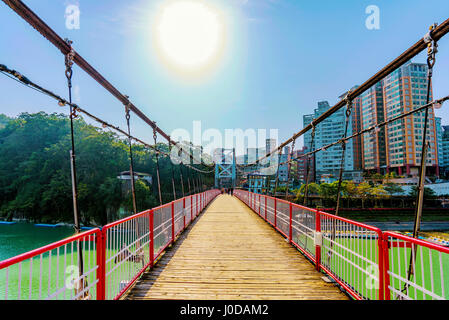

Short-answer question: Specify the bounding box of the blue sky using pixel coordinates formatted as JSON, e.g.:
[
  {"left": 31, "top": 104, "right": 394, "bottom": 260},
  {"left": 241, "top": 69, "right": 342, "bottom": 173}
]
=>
[{"left": 1, "top": 0, "right": 449, "bottom": 151}]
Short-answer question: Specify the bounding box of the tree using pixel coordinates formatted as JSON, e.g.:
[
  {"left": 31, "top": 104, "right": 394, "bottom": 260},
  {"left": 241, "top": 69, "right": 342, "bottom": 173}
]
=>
[
  {"left": 408, "top": 186, "right": 436, "bottom": 198},
  {"left": 356, "top": 182, "right": 372, "bottom": 208},
  {"left": 295, "top": 182, "right": 319, "bottom": 203},
  {"left": 384, "top": 182, "right": 404, "bottom": 196}
]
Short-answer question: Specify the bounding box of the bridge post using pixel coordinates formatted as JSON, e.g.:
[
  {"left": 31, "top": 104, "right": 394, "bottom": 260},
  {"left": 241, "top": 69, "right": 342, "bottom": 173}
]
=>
[
  {"left": 191, "top": 195, "right": 193, "bottom": 222},
  {"left": 183, "top": 197, "right": 186, "bottom": 230},
  {"left": 382, "top": 234, "right": 390, "bottom": 300},
  {"left": 196, "top": 194, "right": 199, "bottom": 216},
  {"left": 288, "top": 203, "right": 292, "bottom": 244},
  {"left": 149, "top": 210, "right": 154, "bottom": 268},
  {"left": 171, "top": 202, "right": 175, "bottom": 244},
  {"left": 96, "top": 230, "right": 106, "bottom": 300},
  {"left": 251, "top": 192, "right": 254, "bottom": 210},
  {"left": 265, "top": 196, "right": 267, "bottom": 220},
  {"left": 274, "top": 199, "right": 277, "bottom": 226},
  {"left": 315, "top": 209, "right": 321, "bottom": 272},
  {"left": 259, "top": 194, "right": 261, "bottom": 216}
]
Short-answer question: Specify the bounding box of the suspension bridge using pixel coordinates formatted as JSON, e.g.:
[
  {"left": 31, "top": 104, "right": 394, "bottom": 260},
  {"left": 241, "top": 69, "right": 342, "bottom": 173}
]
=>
[{"left": 1, "top": 0, "right": 449, "bottom": 300}]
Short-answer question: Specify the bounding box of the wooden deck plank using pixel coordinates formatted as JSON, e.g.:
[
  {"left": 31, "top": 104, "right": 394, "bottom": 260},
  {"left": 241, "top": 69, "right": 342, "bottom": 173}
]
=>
[{"left": 125, "top": 194, "right": 348, "bottom": 300}]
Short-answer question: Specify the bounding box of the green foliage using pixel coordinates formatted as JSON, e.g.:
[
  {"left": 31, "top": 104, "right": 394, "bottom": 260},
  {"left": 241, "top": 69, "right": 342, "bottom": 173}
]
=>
[
  {"left": 384, "top": 182, "right": 404, "bottom": 195},
  {"left": 0, "top": 112, "right": 210, "bottom": 225},
  {"left": 408, "top": 186, "right": 436, "bottom": 198},
  {"left": 0, "top": 114, "right": 10, "bottom": 129}
]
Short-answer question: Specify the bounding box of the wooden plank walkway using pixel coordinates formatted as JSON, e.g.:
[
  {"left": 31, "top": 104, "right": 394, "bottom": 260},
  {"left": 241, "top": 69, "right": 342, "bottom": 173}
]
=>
[{"left": 125, "top": 194, "right": 348, "bottom": 300}]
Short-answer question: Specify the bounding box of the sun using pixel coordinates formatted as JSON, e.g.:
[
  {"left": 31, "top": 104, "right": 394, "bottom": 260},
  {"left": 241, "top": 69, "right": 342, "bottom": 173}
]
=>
[{"left": 154, "top": 0, "right": 226, "bottom": 74}]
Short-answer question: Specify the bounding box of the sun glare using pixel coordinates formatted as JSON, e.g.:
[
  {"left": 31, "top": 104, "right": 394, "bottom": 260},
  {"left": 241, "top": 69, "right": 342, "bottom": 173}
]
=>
[{"left": 154, "top": 0, "right": 226, "bottom": 74}]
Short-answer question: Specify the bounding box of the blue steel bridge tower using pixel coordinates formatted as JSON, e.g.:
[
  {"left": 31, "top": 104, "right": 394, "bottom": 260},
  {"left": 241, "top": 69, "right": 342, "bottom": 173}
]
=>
[{"left": 214, "top": 148, "right": 236, "bottom": 188}]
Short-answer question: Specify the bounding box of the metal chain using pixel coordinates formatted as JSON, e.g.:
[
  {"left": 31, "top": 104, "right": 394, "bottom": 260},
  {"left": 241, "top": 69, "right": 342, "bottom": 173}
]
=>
[
  {"left": 64, "top": 38, "right": 87, "bottom": 298},
  {"left": 285, "top": 139, "right": 296, "bottom": 199},
  {"left": 124, "top": 96, "right": 138, "bottom": 216},
  {"left": 273, "top": 149, "right": 282, "bottom": 197},
  {"left": 153, "top": 128, "right": 163, "bottom": 205},
  {"left": 403, "top": 23, "right": 439, "bottom": 298},
  {"left": 327, "top": 92, "right": 353, "bottom": 266},
  {"left": 179, "top": 148, "right": 186, "bottom": 197},
  {"left": 303, "top": 124, "right": 316, "bottom": 206},
  {"left": 169, "top": 142, "right": 177, "bottom": 201},
  {"left": 335, "top": 93, "right": 353, "bottom": 217}
]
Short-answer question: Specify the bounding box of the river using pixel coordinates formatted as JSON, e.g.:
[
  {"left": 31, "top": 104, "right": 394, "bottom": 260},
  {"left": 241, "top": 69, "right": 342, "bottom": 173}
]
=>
[{"left": 0, "top": 223, "right": 75, "bottom": 261}]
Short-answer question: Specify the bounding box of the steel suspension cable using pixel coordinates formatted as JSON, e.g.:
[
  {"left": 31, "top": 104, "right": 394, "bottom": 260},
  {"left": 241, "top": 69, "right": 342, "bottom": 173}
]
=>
[
  {"left": 169, "top": 143, "right": 177, "bottom": 201},
  {"left": 277, "top": 96, "right": 448, "bottom": 168},
  {"left": 64, "top": 39, "right": 85, "bottom": 297},
  {"left": 124, "top": 99, "right": 138, "bottom": 216},
  {"left": 285, "top": 139, "right": 296, "bottom": 200},
  {"left": 303, "top": 125, "right": 316, "bottom": 206},
  {"left": 2, "top": 0, "right": 214, "bottom": 168},
  {"left": 403, "top": 23, "right": 440, "bottom": 298},
  {"left": 236, "top": 18, "right": 449, "bottom": 168},
  {"left": 327, "top": 94, "right": 353, "bottom": 267},
  {"left": 273, "top": 150, "right": 282, "bottom": 197},
  {"left": 179, "top": 162, "right": 186, "bottom": 198},
  {"left": 124, "top": 97, "right": 143, "bottom": 255},
  {"left": 334, "top": 95, "right": 353, "bottom": 217},
  {"left": 193, "top": 169, "right": 198, "bottom": 193},
  {"left": 187, "top": 167, "right": 192, "bottom": 195},
  {"left": 153, "top": 129, "right": 163, "bottom": 205}
]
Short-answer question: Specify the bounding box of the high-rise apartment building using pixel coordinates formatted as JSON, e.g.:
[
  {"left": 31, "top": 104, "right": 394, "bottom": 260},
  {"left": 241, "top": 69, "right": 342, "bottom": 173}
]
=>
[
  {"left": 360, "top": 81, "right": 387, "bottom": 172},
  {"left": 303, "top": 101, "right": 354, "bottom": 181},
  {"left": 436, "top": 117, "right": 443, "bottom": 169},
  {"left": 278, "top": 146, "right": 290, "bottom": 182},
  {"left": 382, "top": 61, "right": 438, "bottom": 176},
  {"left": 441, "top": 125, "right": 449, "bottom": 170},
  {"left": 340, "top": 86, "right": 363, "bottom": 171},
  {"left": 303, "top": 114, "right": 316, "bottom": 182},
  {"left": 266, "top": 138, "right": 276, "bottom": 155},
  {"left": 293, "top": 146, "right": 314, "bottom": 183}
]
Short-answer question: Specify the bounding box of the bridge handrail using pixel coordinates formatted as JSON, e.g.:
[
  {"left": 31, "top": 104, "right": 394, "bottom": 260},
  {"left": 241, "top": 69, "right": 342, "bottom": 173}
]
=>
[
  {"left": 382, "top": 231, "right": 449, "bottom": 300},
  {"left": 234, "top": 190, "right": 449, "bottom": 301},
  {"left": 0, "top": 190, "right": 220, "bottom": 300},
  {"left": 0, "top": 227, "right": 101, "bottom": 300},
  {"left": 0, "top": 228, "right": 100, "bottom": 270}
]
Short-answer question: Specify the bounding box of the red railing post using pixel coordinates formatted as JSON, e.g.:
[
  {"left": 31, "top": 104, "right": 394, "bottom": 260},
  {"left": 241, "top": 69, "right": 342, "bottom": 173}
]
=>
[
  {"left": 251, "top": 192, "right": 253, "bottom": 209},
  {"left": 265, "top": 196, "right": 267, "bottom": 220},
  {"left": 256, "top": 194, "right": 262, "bottom": 216},
  {"left": 149, "top": 210, "right": 154, "bottom": 268},
  {"left": 274, "top": 198, "right": 277, "bottom": 225},
  {"left": 183, "top": 197, "right": 186, "bottom": 230},
  {"left": 196, "top": 194, "right": 199, "bottom": 216},
  {"left": 171, "top": 202, "right": 175, "bottom": 244},
  {"left": 96, "top": 230, "right": 106, "bottom": 300},
  {"left": 288, "top": 203, "right": 292, "bottom": 244},
  {"left": 191, "top": 195, "right": 193, "bottom": 222},
  {"left": 380, "top": 234, "right": 390, "bottom": 300},
  {"left": 315, "top": 209, "right": 321, "bottom": 272}
]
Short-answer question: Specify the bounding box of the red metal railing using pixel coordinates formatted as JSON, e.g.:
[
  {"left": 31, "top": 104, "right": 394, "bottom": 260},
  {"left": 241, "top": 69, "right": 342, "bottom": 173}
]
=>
[
  {"left": 383, "top": 231, "right": 449, "bottom": 300},
  {"left": 3, "top": 189, "right": 448, "bottom": 300},
  {"left": 0, "top": 190, "right": 220, "bottom": 300},
  {"left": 0, "top": 228, "right": 101, "bottom": 300},
  {"left": 235, "top": 189, "right": 449, "bottom": 300}
]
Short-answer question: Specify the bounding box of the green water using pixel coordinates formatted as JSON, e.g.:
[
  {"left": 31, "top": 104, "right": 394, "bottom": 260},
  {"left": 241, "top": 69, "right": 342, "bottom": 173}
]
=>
[{"left": 0, "top": 223, "right": 76, "bottom": 261}]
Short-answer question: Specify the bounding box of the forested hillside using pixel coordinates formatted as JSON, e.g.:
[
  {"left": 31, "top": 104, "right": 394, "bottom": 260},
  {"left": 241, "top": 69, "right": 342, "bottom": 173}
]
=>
[{"left": 0, "top": 112, "right": 211, "bottom": 225}]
